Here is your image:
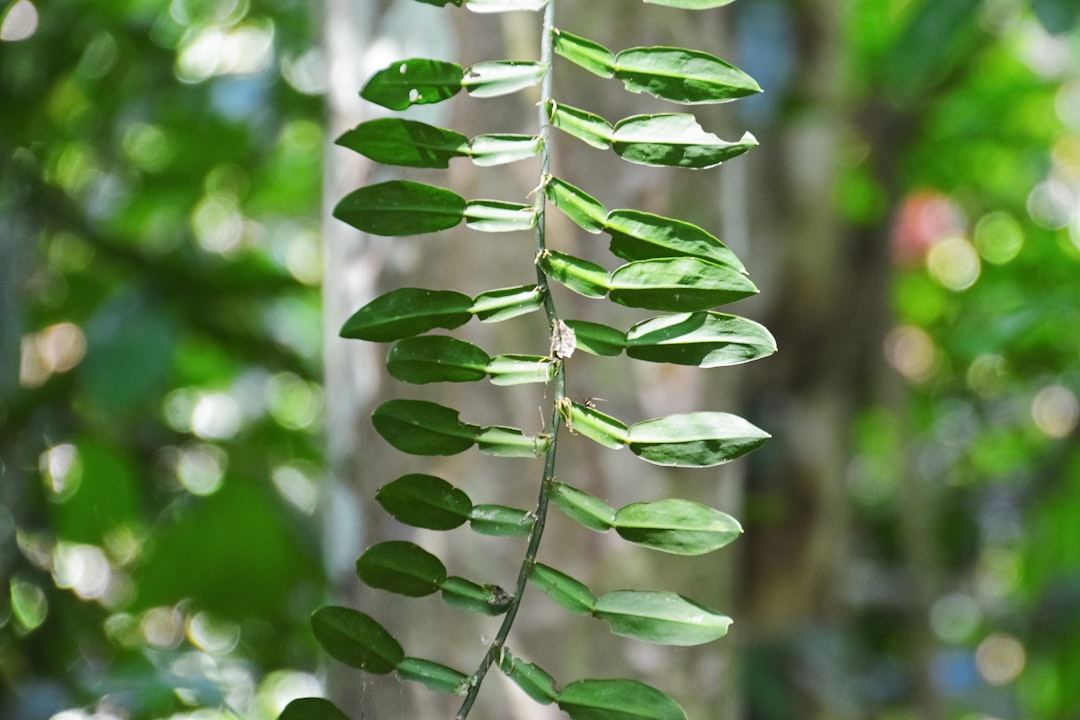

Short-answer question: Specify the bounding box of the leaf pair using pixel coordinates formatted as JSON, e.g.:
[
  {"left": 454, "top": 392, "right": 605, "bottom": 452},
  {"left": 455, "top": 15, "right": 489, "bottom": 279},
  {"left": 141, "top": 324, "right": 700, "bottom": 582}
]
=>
[{"left": 373, "top": 399, "right": 549, "bottom": 458}]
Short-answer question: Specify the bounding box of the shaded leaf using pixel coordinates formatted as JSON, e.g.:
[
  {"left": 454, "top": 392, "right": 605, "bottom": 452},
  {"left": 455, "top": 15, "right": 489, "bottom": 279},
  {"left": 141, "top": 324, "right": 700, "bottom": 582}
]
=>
[
  {"left": 371, "top": 400, "right": 479, "bottom": 456},
  {"left": 464, "top": 200, "right": 537, "bottom": 232},
  {"left": 340, "top": 288, "right": 472, "bottom": 342},
  {"left": 552, "top": 29, "right": 616, "bottom": 78},
  {"left": 614, "top": 498, "right": 742, "bottom": 555},
  {"left": 396, "top": 657, "right": 470, "bottom": 695},
  {"left": 643, "top": 0, "right": 734, "bottom": 8},
  {"left": 476, "top": 426, "right": 550, "bottom": 458},
  {"left": 487, "top": 354, "right": 556, "bottom": 385},
  {"left": 278, "top": 697, "right": 350, "bottom": 720},
  {"left": 387, "top": 335, "right": 491, "bottom": 384},
  {"left": 463, "top": 61, "right": 547, "bottom": 97},
  {"left": 468, "top": 134, "right": 543, "bottom": 165},
  {"left": 550, "top": 482, "right": 616, "bottom": 532},
  {"left": 627, "top": 412, "right": 769, "bottom": 467},
  {"left": 376, "top": 474, "right": 473, "bottom": 531},
  {"left": 500, "top": 650, "right": 559, "bottom": 704},
  {"left": 545, "top": 176, "right": 607, "bottom": 233},
  {"left": 335, "top": 118, "right": 467, "bottom": 168},
  {"left": 539, "top": 251, "right": 611, "bottom": 298},
  {"left": 361, "top": 58, "right": 463, "bottom": 110},
  {"left": 356, "top": 541, "right": 447, "bottom": 597},
  {"left": 604, "top": 209, "right": 744, "bottom": 271},
  {"left": 625, "top": 312, "right": 776, "bottom": 367},
  {"left": 611, "top": 115, "right": 757, "bottom": 169},
  {"left": 466, "top": 0, "right": 549, "bottom": 10},
  {"left": 333, "top": 180, "right": 464, "bottom": 236},
  {"left": 311, "top": 606, "right": 403, "bottom": 674},
  {"left": 471, "top": 285, "right": 545, "bottom": 322},
  {"left": 413, "top": 0, "right": 464, "bottom": 6},
  {"left": 562, "top": 400, "right": 630, "bottom": 449},
  {"left": 529, "top": 563, "right": 597, "bottom": 615},
  {"left": 469, "top": 504, "right": 535, "bottom": 537},
  {"left": 557, "top": 679, "right": 687, "bottom": 720},
  {"left": 547, "top": 101, "right": 613, "bottom": 149},
  {"left": 614, "top": 47, "right": 760, "bottom": 104},
  {"left": 593, "top": 591, "right": 731, "bottom": 646},
  {"left": 608, "top": 257, "right": 758, "bottom": 311},
  {"left": 564, "top": 320, "right": 626, "bottom": 356},
  {"left": 440, "top": 576, "right": 512, "bottom": 615}
]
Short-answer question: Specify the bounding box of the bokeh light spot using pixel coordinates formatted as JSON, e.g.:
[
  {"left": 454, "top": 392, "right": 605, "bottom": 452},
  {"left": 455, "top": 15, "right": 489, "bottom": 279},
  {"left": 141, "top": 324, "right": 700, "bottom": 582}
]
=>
[
  {"left": 141, "top": 606, "right": 185, "bottom": 649},
  {"left": 187, "top": 611, "right": 241, "bottom": 655},
  {"left": 40, "top": 443, "right": 82, "bottom": 501},
  {"left": 266, "top": 372, "right": 323, "bottom": 431},
  {"left": 975, "top": 632, "right": 1026, "bottom": 686},
  {"left": 191, "top": 392, "right": 243, "bottom": 440},
  {"left": 930, "top": 593, "right": 982, "bottom": 644},
  {"left": 176, "top": 443, "right": 228, "bottom": 496},
  {"left": 967, "top": 354, "right": 1009, "bottom": 398},
  {"left": 1027, "top": 179, "right": 1075, "bottom": 230},
  {"left": 1031, "top": 384, "right": 1079, "bottom": 438},
  {"left": 927, "top": 236, "right": 981, "bottom": 291},
  {"left": 272, "top": 464, "right": 319, "bottom": 514},
  {"left": 0, "top": 1, "right": 39, "bottom": 42},
  {"left": 10, "top": 577, "right": 48, "bottom": 632},
  {"left": 52, "top": 543, "right": 112, "bottom": 601},
  {"left": 884, "top": 325, "right": 938, "bottom": 384},
  {"left": 973, "top": 212, "right": 1023, "bottom": 265}
]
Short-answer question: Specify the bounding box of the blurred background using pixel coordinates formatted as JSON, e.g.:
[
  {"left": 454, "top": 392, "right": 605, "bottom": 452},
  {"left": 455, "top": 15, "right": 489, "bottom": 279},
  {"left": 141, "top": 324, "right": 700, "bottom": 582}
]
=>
[{"left": 2, "top": 1, "right": 1079, "bottom": 719}]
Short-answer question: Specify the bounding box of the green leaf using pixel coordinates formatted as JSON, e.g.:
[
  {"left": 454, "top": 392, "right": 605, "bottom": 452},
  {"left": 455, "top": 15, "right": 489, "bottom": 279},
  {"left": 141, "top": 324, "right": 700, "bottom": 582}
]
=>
[
  {"left": 613, "top": 47, "right": 760, "bottom": 104},
  {"left": 340, "top": 288, "right": 473, "bottom": 342},
  {"left": 614, "top": 498, "right": 742, "bottom": 555},
  {"left": 476, "top": 426, "right": 550, "bottom": 458},
  {"left": 335, "top": 118, "right": 468, "bottom": 168},
  {"left": 643, "top": 0, "right": 734, "bottom": 8},
  {"left": 311, "top": 606, "right": 404, "bottom": 674},
  {"left": 529, "top": 563, "right": 597, "bottom": 615},
  {"left": 356, "top": 541, "right": 447, "bottom": 597},
  {"left": 626, "top": 412, "right": 769, "bottom": 467},
  {"left": 604, "top": 210, "right": 744, "bottom": 271},
  {"left": 439, "top": 576, "right": 512, "bottom": 615},
  {"left": 557, "top": 679, "right": 687, "bottom": 720},
  {"left": 562, "top": 401, "right": 630, "bottom": 449},
  {"left": 371, "top": 400, "right": 479, "bottom": 456},
  {"left": 376, "top": 474, "right": 473, "bottom": 531},
  {"left": 396, "top": 657, "right": 470, "bottom": 695},
  {"left": 333, "top": 181, "right": 464, "bottom": 236},
  {"left": 413, "top": 0, "right": 464, "bottom": 6},
  {"left": 547, "top": 101, "right": 613, "bottom": 150},
  {"left": 550, "top": 482, "right": 616, "bottom": 532},
  {"left": 545, "top": 176, "right": 608, "bottom": 233},
  {"left": 361, "top": 58, "right": 464, "bottom": 110},
  {"left": 465, "top": 0, "right": 548, "bottom": 10},
  {"left": 593, "top": 591, "right": 731, "bottom": 646},
  {"left": 468, "top": 134, "right": 543, "bottom": 166},
  {"left": 487, "top": 354, "right": 556, "bottom": 385},
  {"left": 387, "top": 335, "right": 491, "bottom": 384},
  {"left": 462, "top": 61, "right": 547, "bottom": 97},
  {"left": 469, "top": 504, "right": 535, "bottom": 537},
  {"left": 624, "top": 312, "right": 776, "bottom": 367},
  {"left": 499, "top": 651, "right": 559, "bottom": 704},
  {"left": 611, "top": 115, "right": 757, "bottom": 169},
  {"left": 564, "top": 320, "right": 626, "bottom": 357},
  {"left": 278, "top": 697, "right": 351, "bottom": 720},
  {"left": 608, "top": 257, "right": 758, "bottom": 311},
  {"left": 539, "top": 251, "right": 611, "bottom": 298},
  {"left": 552, "top": 29, "right": 616, "bottom": 78},
  {"left": 464, "top": 200, "right": 537, "bottom": 232},
  {"left": 471, "top": 285, "right": 545, "bottom": 322}
]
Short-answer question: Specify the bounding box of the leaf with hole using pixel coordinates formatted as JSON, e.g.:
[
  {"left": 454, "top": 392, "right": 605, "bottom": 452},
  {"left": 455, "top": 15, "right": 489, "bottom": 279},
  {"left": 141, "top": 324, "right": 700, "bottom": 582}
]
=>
[
  {"left": 371, "top": 400, "right": 480, "bottom": 456},
  {"left": 463, "top": 61, "right": 547, "bottom": 97},
  {"left": 356, "top": 541, "right": 447, "bottom": 597},
  {"left": 311, "top": 606, "right": 403, "bottom": 674},
  {"left": 557, "top": 679, "right": 687, "bottom": 720},
  {"left": 604, "top": 209, "right": 744, "bottom": 271},
  {"left": 376, "top": 474, "right": 473, "bottom": 531},
  {"left": 611, "top": 115, "right": 757, "bottom": 169},
  {"left": 336, "top": 118, "right": 468, "bottom": 168},
  {"left": 387, "top": 335, "right": 491, "bottom": 384},
  {"left": 469, "top": 504, "right": 535, "bottom": 537},
  {"left": 625, "top": 312, "right": 776, "bottom": 367},
  {"left": 550, "top": 482, "right": 616, "bottom": 532},
  {"left": 529, "top": 563, "right": 597, "bottom": 615},
  {"left": 627, "top": 412, "right": 770, "bottom": 467},
  {"left": 278, "top": 697, "right": 350, "bottom": 720},
  {"left": 361, "top": 58, "right": 464, "bottom": 110},
  {"left": 614, "top": 498, "right": 742, "bottom": 555},
  {"left": 440, "top": 576, "right": 512, "bottom": 615},
  {"left": 396, "top": 657, "right": 470, "bottom": 695},
  {"left": 609, "top": 257, "right": 758, "bottom": 311},
  {"left": 333, "top": 180, "right": 464, "bottom": 236},
  {"left": 593, "top": 591, "right": 731, "bottom": 646},
  {"left": 340, "top": 288, "right": 473, "bottom": 342}
]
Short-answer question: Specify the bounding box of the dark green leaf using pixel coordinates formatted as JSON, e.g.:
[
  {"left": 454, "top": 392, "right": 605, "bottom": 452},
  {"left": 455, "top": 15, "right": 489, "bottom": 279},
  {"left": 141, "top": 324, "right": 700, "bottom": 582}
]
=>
[
  {"left": 545, "top": 176, "right": 608, "bottom": 233},
  {"left": 476, "top": 426, "right": 550, "bottom": 458},
  {"left": 624, "top": 312, "right": 776, "bottom": 367},
  {"left": 608, "top": 257, "right": 758, "bottom": 311},
  {"left": 550, "top": 482, "right": 616, "bottom": 532},
  {"left": 627, "top": 412, "right": 769, "bottom": 467},
  {"left": 278, "top": 697, "right": 351, "bottom": 720},
  {"left": 471, "top": 285, "right": 545, "bottom": 322},
  {"left": 371, "top": 400, "right": 479, "bottom": 456},
  {"left": 361, "top": 58, "right": 463, "bottom": 110},
  {"left": 396, "top": 657, "right": 470, "bottom": 694},
  {"left": 539, "top": 251, "right": 611, "bottom": 298},
  {"left": 593, "top": 591, "right": 731, "bottom": 646},
  {"left": 529, "top": 563, "right": 597, "bottom": 615},
  {"left": 464, "top": 200, "right": 537, "bottom": 232},
  {"left": 611, "top": 115, "right": 757, "bottom": 169},
  {"left": 376, "top": 474, "right": 473, "bottom": 530},
  {"left": 487, "top": 354, "right": 556, "bottom": 385},
  {"left": 439, "top": 576, "right": 512, "bottom": 615},
  {"left": 335, "top": 118, "right": 468, "bottom": 168},
  {"left": 564, "top": 320, "right": 626, "bottom": 356},
  {"left": 387, "top": 335, "right": 491, "bottom": 384},
  {"left": 614, "top": 47, "right": 760, "bottom": 104},
  {"left": 557, "top": 679, "right": 687, "bottom": 720},
  {"left": 334, "top": 180, "right": 464, "bottom": 236},
  {"left": 356, "top": 541, "right": 447, "bottom": 597},
  {"left": 469, "top": 504, "right": 535, "bottom": 536},
  {"left": 340, "top": 288, "right": 473, "bottom": 342},
  {"left": 462, "top": 61, "right": 547, "bottom": 97},
  {"left": 310, "top": 606, "right": 403, "bottom": 674},
  {"left": 604, "top": 209, "right": 744, "bottom": 271},
  {"left": 562, "top": 400, "right": 630, "bottom": 449},
  {"left": 552, "top": 29, "right": 616, "bottom": 78},
  {"left": 547, "top": 101, "right": 613, "bottom": 150},
  {"left": 499, "top": 650, "right": 559, "bottom": 704},
  {"left": 615, "top": 498, "right": 742, "bottom": 555}
]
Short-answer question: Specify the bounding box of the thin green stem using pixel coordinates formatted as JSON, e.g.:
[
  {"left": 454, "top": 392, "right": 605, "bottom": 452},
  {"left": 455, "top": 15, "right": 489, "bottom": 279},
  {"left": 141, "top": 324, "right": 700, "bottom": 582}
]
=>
[{"left": 455, "top": 3, "right": 560, "bottom": 718}]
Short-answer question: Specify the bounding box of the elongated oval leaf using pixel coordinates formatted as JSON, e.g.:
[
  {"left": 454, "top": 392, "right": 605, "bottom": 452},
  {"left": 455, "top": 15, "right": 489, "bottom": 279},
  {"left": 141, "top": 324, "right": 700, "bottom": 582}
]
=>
[
  {"left": 499, "top": 650, "right": 559, "bottom": 704},
  {"left": 550, "top": 482, "right": 616, "bottom": 532},
  {"left": 357, "top": 541, "right": 447, "bottom": 597},
  {"left": 547, "top": 101, "right": 613, "bottom": 150},
  {"left": 311, "top": 606, "right": 403, "bottom": 674},
  {"left": 440, "top": 575, "right": 512, "bottom": 615},
  {"left": 464, "top": 200, "right": 537, "bottom": 232},
  {"left": 545, "top": 176, "right": 607, "bottom": 233},
  {"left": 593, "top": 591, "right": 731, "bottom": 646},
  {"left": 625, "top": 311, "right": 777, "bottom": 367},
  {"left": 336, "top": 118, "right": 468, "bottom": 168},
  {"left": 487, "top": 354, "right": 555, "bottom": 385},
  {"left": 334, "top": 180, "right": 464, "bottom": 236},
  {"left": 468, "top": 134, "right": 543, "bottom": 166},
  {"left": 469, "top": 504, "right": 535, "bottom": 537},
  {"left": 372, "top": 399, "right": 479, "bottom": 456},
  {"left": 643, "top": 0, "right": 734, "bottom": 8},
  {"left": 279, "top": 697, "right": 351, "bottom": 720},
  {"left": 414, "top": 0, "right": 464, "bottom": 6},
  {"left": 361, "top": 58, "right": 464, "bottom": 110},
  {"left": 396, "top": 657, "right": 470, "bottom": 695},
  {"left": 539, "top": 251, "right": 611, "bottom": 298},
  {"left": 611, "top": 115, "right": 757, "bottom": 169},
  {"left": 614, "top": 47, "right": 760, "bottom": 104},
  {"left": 471, "top": 285, "right": 544, "bottom": 322},
  {"left": 476, "top": 426, "right": 549, "bottom": 458},
  {"left": 609, "top": 257, "right": 757, "bottom": 311},
  {"left": 604, "top": 209, "right": 744, "bottom": 271},
  {"left": 376, "top": 474, "right": 473, "bottom": 530},
  {"left": 614, "top": 498, "right": 742, "bottom": 555},
  {"left": 557, "top": 679, "right": 687, "bottom": 720},
  {"left": 340, "top": 288, "right": 473, "bottom": 342},
  {"left": 627, "top": 412, "right": 770, "bottom": 467},
  {"left": 553, "top": 29, "right": 615, "bottom": 78},
  {"left": 463, "top": 61, "right": 547, "bottom": 97},
  {"left": 562, "top": 400, "right": 629, "bottom": 449},
  {"left": 529, "top": 562, "right": 597, "bottom": 615},
  {"left": 564, "top": 319, "right": 626, "bottom": 356},
  {"left": 387, "top": 335, "right": 491, "bottom": 384},
  {"left": 466, "top": 0, "right": 548, "bottom": 10}
]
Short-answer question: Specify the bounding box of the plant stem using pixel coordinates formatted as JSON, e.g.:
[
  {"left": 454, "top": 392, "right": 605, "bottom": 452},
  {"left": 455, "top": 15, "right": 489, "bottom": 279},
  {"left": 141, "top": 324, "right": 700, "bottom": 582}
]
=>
[{"left": 455, "top": 3, "right": 559, "bottom": 718}]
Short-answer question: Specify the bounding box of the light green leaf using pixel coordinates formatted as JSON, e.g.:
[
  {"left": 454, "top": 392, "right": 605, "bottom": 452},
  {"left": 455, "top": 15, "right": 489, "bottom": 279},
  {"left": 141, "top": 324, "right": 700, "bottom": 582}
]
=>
[
  {"left": 476, "top": 426, "right": 549, "bottom": 458},
  {"left": 333, "top": 180, "right": 464, "bottom": 236},
  {"left": 376, "top": 474, "right": 473, "bottom": 531},
  {"left": 614, "top": 498, "right": 742, "bottom": 555},
  {"left": 552, "top": 29, "right": 616, "bottom": 78},
  {"left": 550, "top": 482, "right": 616, "bottom": 532},
  {"left": 611, "top": 115, "right": 757, "bottom": 169},
  {"left": 547, "top": 101, "right": 613, "bottom": 150},
  {"left": 311, "top": 606, "right": 403, "bottom": 674},
  {"left": 340, "top": 288, "right": 473, "bottom": 342},
  {"left": 371, "top": 400, "right": 479, "bottom": 456},
  {"left": 470, "top": 285, "right": 545, "bottom": 322},
  {"left": 562, "top": 401, "right": 630, "bottom": 449},
  {"left": 499, "top": 650, "right": 559, "bottom": 704},
  {"left": 593, "top": 591, "right": 731, "bottom": 646},
  {"left": 529, "top": 563, "right": 597, "bottom": 615},
  {"left": 487, "top": 354, "right": 556, "bottom": 385},
  {"left": 564, "top": 320, "right": 626, "bottom": 356},
  {"left": 643, "top": 0, "right": 734, "bottom": 8},
  {"left": 557, "top": 679, "right": 687, "bottom": 720},
  {"left": 608, "top": 257, "right": 758, "bottom": 311},
  {"left": 396, "top": 657, "right": 470, "bottom": 695},
  {"left": 545, "top": 176, "right": 607, "bottom": 233},
  {"left": 464, "top": 200, "right": 537, "bottom": 232},
  {"left": 440, "top": 576, "right": 512, "bottom": 615},
  {"left": 627, "top": 412, "right": 770, "bottom": 467},
  {"left": 279, "top": 697, "right": 351, "bottom": 720},
  {"left": 462, "top": 61, "right": 547, "bottom": 98},
  {"left": 604, "top": 209, "right": 744, "bottom": 271},
  {"left": 469, "top": 504, "right": 535, "bottom": 537},
  {"left": 468, "top": 134, "right": 543, "bottom": 166},
  {"left": 387, "top": 335, "right": 491, "bottom": 384},
  {"left": 466, "top": 0, "right": 549, "bottom": 11},
  {"left": 538, "top": 251, "right": 611, "bottom": 298},
  {"left": 625, "top": 312, "right": 776, "bottom": 367},
  {"left": 335, "top": 118, "right": 468, "bottom": 168},
  {"left": 356, "top": 541, "right": 447, "bottom": 597},
  {"left": 361, "top": 58, "right": 463, "bottom": 110},
  {"left": 614, "top": 47, "right": 760, "bottom": 104}
]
